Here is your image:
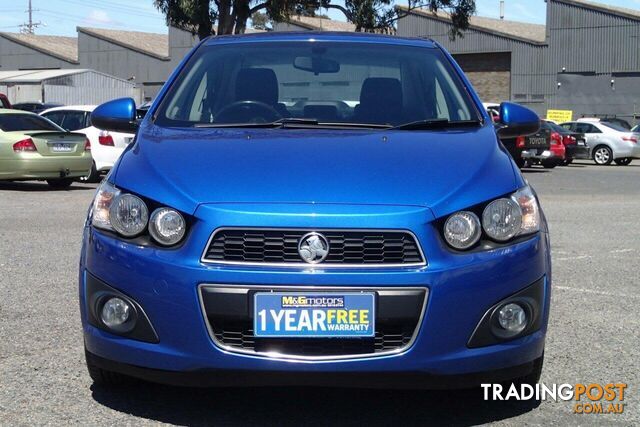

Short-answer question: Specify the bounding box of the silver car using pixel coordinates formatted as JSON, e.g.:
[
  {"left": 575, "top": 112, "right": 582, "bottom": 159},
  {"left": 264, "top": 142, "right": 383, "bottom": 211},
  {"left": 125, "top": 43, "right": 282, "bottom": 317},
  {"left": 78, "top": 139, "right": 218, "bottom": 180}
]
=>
[{"left": 560, "top": 120, "right": 640, "bottom": 165}]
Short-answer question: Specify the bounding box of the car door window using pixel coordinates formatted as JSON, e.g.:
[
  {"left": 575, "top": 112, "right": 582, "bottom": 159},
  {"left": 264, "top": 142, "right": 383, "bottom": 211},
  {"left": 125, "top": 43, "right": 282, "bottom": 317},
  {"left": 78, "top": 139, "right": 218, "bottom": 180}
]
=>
[
  {"left": 575, "top": 123, "right": 599, "bottom": 134},
  {"left": 42, "top": 112, "right": 65, "bottom": 127},
  {"left": 60, "top": 111, "right": 87, "bottom": 131}
]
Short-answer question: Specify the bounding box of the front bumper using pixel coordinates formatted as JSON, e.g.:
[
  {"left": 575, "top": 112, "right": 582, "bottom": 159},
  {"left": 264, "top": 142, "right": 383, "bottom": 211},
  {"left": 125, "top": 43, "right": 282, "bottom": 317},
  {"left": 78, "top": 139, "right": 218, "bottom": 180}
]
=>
[{"left": 80, "top": 203, "right": 551, "bottom": 387}]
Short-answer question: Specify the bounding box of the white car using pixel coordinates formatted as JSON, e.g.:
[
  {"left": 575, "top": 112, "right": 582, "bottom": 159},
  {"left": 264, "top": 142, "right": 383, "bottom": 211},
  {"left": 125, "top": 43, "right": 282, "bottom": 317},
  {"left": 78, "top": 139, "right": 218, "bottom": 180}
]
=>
[
  {"left": 560, "top": 120, "right": 640, "bottom": 165},
  {"left": 40, "top": 105, "right": 134, "bottom": 181}
]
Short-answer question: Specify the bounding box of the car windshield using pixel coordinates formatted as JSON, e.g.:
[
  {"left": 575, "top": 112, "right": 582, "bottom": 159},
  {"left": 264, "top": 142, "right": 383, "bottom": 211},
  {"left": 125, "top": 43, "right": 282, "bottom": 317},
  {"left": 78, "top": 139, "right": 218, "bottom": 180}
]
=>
[
  {"left": 0, "top": 114, "right": 62, "bottom": 132},
  {"left": 156, "top": 41, "right": 479, "bottom": 129}
]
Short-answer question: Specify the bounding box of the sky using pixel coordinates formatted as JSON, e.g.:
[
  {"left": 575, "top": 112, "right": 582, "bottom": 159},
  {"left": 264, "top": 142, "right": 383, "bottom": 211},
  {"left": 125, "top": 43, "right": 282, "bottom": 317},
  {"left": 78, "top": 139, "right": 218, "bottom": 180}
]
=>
[{"left": 1, "top": 0, "right": 640, "bottom": 36}]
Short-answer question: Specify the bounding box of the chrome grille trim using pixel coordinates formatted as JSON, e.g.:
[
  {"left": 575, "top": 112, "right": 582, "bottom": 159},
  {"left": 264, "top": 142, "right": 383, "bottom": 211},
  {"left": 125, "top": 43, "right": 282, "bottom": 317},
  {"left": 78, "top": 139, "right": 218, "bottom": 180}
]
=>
[
  {"left": 200, "top": 228, "right": 427, "bottom": 268},
  {"left": 197, "top": 284, "right": 429, "bottom": 362}
]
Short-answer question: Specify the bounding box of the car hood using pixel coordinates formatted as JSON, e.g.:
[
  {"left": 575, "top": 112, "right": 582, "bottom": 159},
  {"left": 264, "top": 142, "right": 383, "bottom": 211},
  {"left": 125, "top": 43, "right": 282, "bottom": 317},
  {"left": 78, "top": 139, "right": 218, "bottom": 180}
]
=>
[{"left": 114, "top": 124, "right": 520, "bottom": 217}]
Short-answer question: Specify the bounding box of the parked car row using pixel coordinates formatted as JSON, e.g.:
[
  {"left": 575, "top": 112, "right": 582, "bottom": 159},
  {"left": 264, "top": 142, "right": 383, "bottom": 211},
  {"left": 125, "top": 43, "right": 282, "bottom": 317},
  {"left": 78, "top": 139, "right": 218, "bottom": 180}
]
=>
[
  {"left": 0, "top": 103, "right": 135, "bottom": 188},
  {"left": 40, "top": 106, "right": 135, "bottom": 182},
  {"left": 487, "top": 105, "right": 640, "bottom": 168},
  {"left": 559, "top": 119, "right": 639, "bottom": 166},
  {"left": 0, "top": 108, "right": 92, "bottom": 188}
]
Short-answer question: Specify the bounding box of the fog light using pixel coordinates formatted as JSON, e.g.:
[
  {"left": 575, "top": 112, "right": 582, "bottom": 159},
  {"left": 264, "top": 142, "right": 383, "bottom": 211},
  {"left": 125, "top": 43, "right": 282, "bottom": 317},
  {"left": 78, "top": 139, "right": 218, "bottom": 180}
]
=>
[
  {"left": 100, "top": 297, "right": 131, "bottom": 328},
  {"left": 497, "top": 303, "right": 527, "bottom": 333}
]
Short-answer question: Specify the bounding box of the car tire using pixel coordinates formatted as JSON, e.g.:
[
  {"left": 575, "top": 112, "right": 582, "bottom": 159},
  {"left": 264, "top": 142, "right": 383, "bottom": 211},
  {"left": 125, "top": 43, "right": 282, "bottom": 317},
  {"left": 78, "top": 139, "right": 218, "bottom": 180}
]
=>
[
  {"left": 541, "top": 160, "right": 557, "bottom": 169},
  {"left": 593, "top": 145, "right": 613, "bottom": 165},
  {"left": 46, "top": 178, "right": 74, "bottom": 189},
  {"left": 79, "top": 162, "right": 101, "bottom": 183},
  {"left": 85, "top": 350, "right": 131, "bottom": 386},
  {"left": 614, "top": 158, "right": 632, "bottom": 166}
]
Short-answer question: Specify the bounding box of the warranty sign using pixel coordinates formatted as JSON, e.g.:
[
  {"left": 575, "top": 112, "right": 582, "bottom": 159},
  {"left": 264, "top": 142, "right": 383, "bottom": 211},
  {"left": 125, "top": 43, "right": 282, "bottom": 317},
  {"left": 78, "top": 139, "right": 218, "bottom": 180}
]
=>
[{"left": 254, "top": 293, "right": 375, "bottom": 338}]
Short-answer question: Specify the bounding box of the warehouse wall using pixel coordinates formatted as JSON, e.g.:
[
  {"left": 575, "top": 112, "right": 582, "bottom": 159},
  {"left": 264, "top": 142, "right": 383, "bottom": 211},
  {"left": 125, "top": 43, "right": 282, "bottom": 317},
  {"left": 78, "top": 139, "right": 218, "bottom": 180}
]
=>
[
  {"left": 546, "top": 0, "right": 640, "bottom": 120},
  {"left": 0, "top": 38, "right": 77, "bottom": 70},
  {"left": 44, "top": 71, "right": 137, "bottom": 104},
  {"left": 168, "top": 26, "right": 198, "bottom": 75},
  {"left": 397, "top": 1, "right": 640, "bottom": 121},
  {"left": 78, "top": 31, "right": 170, "bottom": 101},
  {"left": 397, "top": 13, "right": 549, "bottom": 113},
  {"left": 452, "top": 52, "right": 511, "bottom": 102}
]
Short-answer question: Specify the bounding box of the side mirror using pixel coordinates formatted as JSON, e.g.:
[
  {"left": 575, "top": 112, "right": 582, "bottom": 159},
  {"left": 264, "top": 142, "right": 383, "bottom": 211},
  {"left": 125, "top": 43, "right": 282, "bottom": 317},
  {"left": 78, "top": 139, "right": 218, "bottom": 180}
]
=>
[
  {"left": 496, "top": 102, "right": 540, "bottom": 139},
  {"left": 91, "top": 98, "right": 138, "bottom": 134}
]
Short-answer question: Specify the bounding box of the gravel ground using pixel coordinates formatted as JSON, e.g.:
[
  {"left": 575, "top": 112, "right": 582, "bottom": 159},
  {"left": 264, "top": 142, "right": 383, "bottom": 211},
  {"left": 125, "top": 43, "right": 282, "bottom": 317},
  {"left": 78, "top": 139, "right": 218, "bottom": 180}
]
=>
[{"left": 0, "top": 161, "right": 638, "bottom": 426}]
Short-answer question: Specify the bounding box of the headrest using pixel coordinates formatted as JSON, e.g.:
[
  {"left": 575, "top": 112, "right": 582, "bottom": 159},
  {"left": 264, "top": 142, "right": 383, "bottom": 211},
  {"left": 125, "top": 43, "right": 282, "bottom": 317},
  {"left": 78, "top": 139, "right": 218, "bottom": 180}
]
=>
[
  {"left": 359, "top": 78, "right": 403, "bottom": 111},
  {"left": 235, "top": 68, "right": 279, "bottom": 105}
]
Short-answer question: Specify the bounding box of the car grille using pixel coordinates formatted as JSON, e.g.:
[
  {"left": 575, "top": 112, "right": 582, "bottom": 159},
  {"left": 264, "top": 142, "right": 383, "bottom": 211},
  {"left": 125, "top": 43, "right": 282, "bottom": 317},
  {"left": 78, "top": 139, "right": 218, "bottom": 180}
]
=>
[
  {"left": 202, "top": 228, "right": 425, "bottom": 267},
  {"left": 199, "top": 285, "right": 428, "bottom": 360}
]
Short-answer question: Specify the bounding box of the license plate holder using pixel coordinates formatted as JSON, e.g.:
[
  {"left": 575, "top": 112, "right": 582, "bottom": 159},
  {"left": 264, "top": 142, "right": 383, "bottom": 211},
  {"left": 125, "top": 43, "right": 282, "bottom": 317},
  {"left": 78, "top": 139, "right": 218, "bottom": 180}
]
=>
[
  {"left": 253, "top": 292, "right": 375, "bottom": 338},
  {"left": 51, "top": 143, "right": 73, "bottom": 152}
]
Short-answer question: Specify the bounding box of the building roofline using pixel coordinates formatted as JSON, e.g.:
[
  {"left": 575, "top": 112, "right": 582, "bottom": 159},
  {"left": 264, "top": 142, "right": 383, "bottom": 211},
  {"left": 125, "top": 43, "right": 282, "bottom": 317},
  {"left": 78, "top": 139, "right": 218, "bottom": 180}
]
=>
[
  {"left": 551, "top": 0, "right": 640, "bottom": 21},
  {"left": 76, "top": 27, "right": 170, "bottom": 60},
  {"left": 0, "top": 32, "right": 79, "bottom": 64},
  {"left": 0, "top": 68, "right": 135, "bottom": 84},
  {"left": 396, "top": 6, "right": 548, "bottom": 45},
  {"left": 281, "top": 15, "right": 357, "bottom": 32}
]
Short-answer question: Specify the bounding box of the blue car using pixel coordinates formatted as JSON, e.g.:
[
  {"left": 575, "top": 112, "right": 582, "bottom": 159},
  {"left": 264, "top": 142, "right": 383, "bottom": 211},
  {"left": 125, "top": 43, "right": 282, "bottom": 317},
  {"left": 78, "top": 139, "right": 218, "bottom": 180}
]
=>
[{"left": 81, "top": 32, "right": 550, "bottom": 389}]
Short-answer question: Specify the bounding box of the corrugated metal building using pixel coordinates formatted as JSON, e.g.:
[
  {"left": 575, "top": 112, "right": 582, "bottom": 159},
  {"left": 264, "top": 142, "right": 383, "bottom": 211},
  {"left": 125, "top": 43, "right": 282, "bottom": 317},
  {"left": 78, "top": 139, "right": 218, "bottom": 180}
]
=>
[
  {"left": 0, "top": 69, "right": 136, "bottom": 104},
  {"left": 0, "top": 33, "right": 79, "bottom": 70},
  {"left": 77, "top": 27, "right": 170, "bottom": 101},
  {"left": 397, "top": 0, "right": 640, "bottom": 121}
]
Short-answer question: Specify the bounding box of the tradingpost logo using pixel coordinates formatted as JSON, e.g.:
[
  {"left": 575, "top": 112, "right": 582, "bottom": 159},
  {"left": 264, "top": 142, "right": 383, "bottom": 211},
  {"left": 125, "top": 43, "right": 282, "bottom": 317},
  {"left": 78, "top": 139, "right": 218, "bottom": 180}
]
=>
[{"left": 482, "top": 383, "right": 627, "bottom": 414}]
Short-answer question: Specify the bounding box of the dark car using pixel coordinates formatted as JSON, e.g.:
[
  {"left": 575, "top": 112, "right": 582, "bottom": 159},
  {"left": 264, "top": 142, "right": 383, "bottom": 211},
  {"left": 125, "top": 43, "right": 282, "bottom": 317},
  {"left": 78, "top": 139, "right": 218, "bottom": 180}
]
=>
[
  {"left": 12, "top": 102, "right": 63, "bottom": 114},
  {"left": 500, "top": 121, "right": 554, "bottom": 168},
  {"left": 0, "top": 93, "right": 11, "bottom": 109},
  {"left": 546, "top": 121, "right": 589, "bottom": 164}
]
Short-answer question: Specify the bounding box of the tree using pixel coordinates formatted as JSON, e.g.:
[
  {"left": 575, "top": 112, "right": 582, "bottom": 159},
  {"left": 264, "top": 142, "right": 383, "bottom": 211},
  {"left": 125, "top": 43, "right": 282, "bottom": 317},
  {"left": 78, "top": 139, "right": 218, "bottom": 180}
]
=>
[
  {"left": 250, "top": 12, "right": 271, "bottom": 30},
  {"left": 154, "top": 0, "right": 475, "bottom": 39}
]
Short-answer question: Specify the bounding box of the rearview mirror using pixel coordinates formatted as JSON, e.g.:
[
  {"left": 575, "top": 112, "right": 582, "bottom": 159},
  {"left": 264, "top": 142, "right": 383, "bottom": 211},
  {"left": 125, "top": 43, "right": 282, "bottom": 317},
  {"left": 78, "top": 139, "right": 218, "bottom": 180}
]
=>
[
  {"left": 496, "top": 102, "right": 540, "bottom": 139},
  {"left": 91, "top": 98, "right": 138, "bottom": 134},
  {"left": 293, "top": 56, "right": 340, "bottom": 74}
]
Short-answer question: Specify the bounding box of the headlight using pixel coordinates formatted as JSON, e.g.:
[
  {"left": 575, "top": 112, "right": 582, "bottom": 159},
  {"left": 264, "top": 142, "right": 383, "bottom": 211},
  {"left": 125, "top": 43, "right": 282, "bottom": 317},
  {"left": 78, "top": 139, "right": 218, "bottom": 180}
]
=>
[
  {"left": 482, "top": 185, "right": 540, "bottom": 241},
  {"left": 149, "top": 208, "right": 186, "bottom": 246},
  {"left": 91, "top": 181, "right": 120, "bottom": 231},
  {"left": 443, "top": 211, "right": 481, "bottom": 249},
  {"left": 109, "top": 194, "right": 149, "bottom": 237},
  {"left": 91, "top": 181, "right": 188, "bottom": 245},
  {"left": 443, "top": 185, "right": 541, "bottom": 250},
  {"left": 482, "top": 198, "right": 522, "bottom": 241},
  {"left": 511, "top": 185, "right": 540, "bottom": 235}
]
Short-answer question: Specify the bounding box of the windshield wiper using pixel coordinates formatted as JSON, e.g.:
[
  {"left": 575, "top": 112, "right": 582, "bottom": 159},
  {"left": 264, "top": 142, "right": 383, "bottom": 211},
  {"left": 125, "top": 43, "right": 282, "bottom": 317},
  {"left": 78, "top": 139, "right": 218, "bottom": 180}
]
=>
[
  {"left": 391, "top": 119, "right": 481, "bottom": 131},
  {"left": 193, "top": 118, "right": 319, "bottom": 129}
]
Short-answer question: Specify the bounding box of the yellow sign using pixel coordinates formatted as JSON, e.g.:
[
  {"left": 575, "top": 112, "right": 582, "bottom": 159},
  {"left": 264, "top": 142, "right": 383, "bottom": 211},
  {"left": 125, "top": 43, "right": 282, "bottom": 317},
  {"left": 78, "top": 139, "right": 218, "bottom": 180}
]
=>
[{"left": 546, "top": 109, "right": 573, "bottom": 123}]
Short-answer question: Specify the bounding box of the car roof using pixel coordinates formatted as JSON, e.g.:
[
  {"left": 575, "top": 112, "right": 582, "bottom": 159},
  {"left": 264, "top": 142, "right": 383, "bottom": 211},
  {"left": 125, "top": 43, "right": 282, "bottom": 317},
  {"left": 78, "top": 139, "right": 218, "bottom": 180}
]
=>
[
  {"left": 204, "top": 31, "right": 437, "bottom": 48},
  {"left": 40, "top": 105, "right": 96, "bottom": 113},
  {"left": 0, "top": 108, "right": 38, "bottom": 115}
]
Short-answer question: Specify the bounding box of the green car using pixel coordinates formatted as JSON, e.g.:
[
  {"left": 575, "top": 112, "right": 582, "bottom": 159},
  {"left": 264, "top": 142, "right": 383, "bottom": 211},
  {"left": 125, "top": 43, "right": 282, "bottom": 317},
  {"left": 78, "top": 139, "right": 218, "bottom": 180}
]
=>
[{"left": 0, "top": 108, "right": 92, "bottom": 189}]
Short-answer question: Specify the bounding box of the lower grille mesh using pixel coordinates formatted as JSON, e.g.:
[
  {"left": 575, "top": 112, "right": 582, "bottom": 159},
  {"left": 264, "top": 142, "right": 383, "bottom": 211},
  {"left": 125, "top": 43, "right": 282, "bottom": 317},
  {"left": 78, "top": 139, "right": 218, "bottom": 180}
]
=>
[{"left": 212, "top": 323, "right": 414, "bottom": 356}]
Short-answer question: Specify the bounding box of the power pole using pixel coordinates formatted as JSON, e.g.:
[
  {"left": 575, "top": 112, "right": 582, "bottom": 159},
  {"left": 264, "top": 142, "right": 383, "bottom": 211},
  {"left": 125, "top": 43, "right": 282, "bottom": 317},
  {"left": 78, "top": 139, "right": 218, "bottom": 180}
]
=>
[{"left": 19, "top": 0, "right": 42, "bottom": 34}]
